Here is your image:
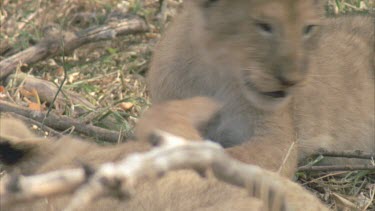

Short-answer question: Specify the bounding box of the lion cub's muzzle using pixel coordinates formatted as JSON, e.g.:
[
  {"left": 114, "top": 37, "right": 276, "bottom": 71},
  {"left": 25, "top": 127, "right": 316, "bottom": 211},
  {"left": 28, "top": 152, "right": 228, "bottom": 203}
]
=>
[
  {"left": 261, "top": 90, "right": 287, "bottom": 98},
  {"left": 260, "top": 74, "right": 302, "bottom": 98}
]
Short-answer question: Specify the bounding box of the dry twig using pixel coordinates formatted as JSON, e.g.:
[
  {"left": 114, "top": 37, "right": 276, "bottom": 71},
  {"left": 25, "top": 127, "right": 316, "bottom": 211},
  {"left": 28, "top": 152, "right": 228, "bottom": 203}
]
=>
[
  {"left": 8, "top": 73, "right": 95, "bottom": 114},
  {"left": 314, "top": 149, "right": 375, "bottom": 160},
  {"left": 298, "top": 164, "right": 375, "bottom": 172},
  {"left": 0, "top": 100, "right": 124, "bottom": 142},
  {"left": 0, "top": 16, "right": 148, "bottom": 79}
]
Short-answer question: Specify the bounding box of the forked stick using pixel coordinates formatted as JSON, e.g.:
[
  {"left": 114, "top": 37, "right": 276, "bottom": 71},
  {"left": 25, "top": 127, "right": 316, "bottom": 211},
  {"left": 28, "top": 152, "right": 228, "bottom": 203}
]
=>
[{"left": 1, "top": 131, "right": 329, "bottom": 211}]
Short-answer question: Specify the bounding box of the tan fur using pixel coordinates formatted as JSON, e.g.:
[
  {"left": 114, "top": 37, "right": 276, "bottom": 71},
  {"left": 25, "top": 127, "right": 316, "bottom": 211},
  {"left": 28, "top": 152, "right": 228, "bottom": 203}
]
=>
[
  {"left": 0, "top": 117, "right": 328, "bottom": 211},
  {"left": 0, "top": 0, "right": 373, "bottom": 209},
  {"left": 147, "top": 0, "right": 375, "bottom": 177}
]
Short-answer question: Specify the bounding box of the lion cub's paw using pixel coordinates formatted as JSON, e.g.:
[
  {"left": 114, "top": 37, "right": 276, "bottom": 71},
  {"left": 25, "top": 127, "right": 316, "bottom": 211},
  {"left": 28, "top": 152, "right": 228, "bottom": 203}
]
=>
[{"left": 247, "top": 179, "right": 287, "bottom": 211}]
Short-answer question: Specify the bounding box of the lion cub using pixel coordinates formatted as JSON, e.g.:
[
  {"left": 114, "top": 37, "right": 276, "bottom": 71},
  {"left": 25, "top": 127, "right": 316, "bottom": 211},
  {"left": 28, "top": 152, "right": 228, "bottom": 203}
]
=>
[{"left": 142, "top": 0, "right": 375, "bottom": 176}]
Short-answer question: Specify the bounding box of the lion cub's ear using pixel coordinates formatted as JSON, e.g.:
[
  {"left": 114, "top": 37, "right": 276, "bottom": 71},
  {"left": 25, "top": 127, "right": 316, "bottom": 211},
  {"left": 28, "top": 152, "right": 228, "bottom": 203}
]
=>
[{"left": 0, "top": 117, "right": 46, "bottom": 165}]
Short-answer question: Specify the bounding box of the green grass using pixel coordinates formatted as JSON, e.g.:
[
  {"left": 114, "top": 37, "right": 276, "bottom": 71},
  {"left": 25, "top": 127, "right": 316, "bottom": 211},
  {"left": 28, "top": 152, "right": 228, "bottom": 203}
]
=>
[{"left": 329, "top": 0, "right": 374, "bottom": 14}]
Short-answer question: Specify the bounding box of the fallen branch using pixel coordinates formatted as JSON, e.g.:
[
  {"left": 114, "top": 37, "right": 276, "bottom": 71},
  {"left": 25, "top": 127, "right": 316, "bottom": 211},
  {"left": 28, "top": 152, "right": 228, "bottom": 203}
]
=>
[
  {"left": 0, "top": 39, "right": 11, "bottom": 55},
  {"left": 0, "top": 16, "right": 148, "bottom": 79},
  {"left": 0, "top": 100, "right": 124, "bottom": 142},
  {"left": 8, "top": 73, "right": 95, "bottom": 115},
  {"left": 314, "top": 149, "right": 375, "bottom": 160},
  {"left": 298, "top": 164, "right": 375, "bottom": 172},
  {"left": 0, "top": 169, "right": 85, "bottom": 206},
  {"left": 0, "top": 132, "right": 329, "bottom": 211}
]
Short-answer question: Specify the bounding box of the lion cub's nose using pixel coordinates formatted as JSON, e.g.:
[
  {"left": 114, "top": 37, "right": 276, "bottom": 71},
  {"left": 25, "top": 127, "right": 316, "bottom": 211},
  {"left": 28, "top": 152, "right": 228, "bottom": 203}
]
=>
[{"left": 277, "top": 75, "right": 301, "bottom": 87}]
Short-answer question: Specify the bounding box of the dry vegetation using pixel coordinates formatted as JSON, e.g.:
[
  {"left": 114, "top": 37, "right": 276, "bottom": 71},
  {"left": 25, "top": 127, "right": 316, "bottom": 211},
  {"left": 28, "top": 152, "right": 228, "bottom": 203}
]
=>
[{"left": 0, "top": 0, "right": 374, "bottom": 210}]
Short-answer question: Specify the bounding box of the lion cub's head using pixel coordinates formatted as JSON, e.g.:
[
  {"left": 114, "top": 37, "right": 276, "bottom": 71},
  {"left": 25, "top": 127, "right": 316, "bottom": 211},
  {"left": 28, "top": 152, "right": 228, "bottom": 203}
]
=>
[{"left": 189, "top": 0, "right": 324, "bottom": 110}]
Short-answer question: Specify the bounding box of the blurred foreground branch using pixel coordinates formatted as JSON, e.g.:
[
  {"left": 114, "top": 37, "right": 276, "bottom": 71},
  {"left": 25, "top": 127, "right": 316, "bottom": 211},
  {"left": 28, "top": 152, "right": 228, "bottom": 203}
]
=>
[{"left": 0, "top": 132, "right": 295, "bottom": 211}]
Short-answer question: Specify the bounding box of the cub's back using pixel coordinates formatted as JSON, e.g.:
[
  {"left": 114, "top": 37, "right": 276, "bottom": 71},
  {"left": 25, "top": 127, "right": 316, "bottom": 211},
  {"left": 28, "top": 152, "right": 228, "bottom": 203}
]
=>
[{"left": 296, "top": 15, "right": 375, "bottom": 161}]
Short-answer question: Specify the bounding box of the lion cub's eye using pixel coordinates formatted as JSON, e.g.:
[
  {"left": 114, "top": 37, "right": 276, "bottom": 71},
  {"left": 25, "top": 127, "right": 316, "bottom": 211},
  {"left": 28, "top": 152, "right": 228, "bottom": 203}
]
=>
[
  {"left": 303, "top": 25, "right": 318, "bottom": 36},
  {"left": 256, "top": 22, "right": 273, "bottom": 35}
]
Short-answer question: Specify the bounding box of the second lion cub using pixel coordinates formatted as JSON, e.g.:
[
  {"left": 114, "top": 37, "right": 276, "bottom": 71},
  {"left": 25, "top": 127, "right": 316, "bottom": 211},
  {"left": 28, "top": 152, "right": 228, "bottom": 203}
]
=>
[{"left": 139, "top": 0, "right": 375, "bottom": 176}]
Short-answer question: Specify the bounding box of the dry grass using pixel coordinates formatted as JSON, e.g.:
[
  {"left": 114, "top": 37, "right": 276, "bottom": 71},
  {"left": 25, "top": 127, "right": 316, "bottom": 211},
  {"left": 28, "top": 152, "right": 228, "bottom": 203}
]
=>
[{"left": 0, "top": 0, "right": 374, "bottom": 210}]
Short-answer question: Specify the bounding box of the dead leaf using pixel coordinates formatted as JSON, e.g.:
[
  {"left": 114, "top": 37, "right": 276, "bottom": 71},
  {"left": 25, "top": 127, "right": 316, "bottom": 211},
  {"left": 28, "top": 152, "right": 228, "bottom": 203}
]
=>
[
  {"left": 31, "top": 88, "right": 41, "bottom": 105},
  {"left": 57, "top": 66, "right": 64, "bottom": 75},
  {"left": 145, "top": 33, "right": 159, "bottom": 39},
  {"left": 20, "top": 87, "right": 44, "bottom": 111},
  {"left": 0, "top": 86, "right": 6, "bottom": 98},
  {"left": 119, "top": 102, "right": 134, "bottom": 111},
  {"left": 331, "top": 192, "right": 357, "bottom": 209},
  {"left": 28, "top": 102, "right": 42, "bottom": 111},
  {"left": 19, "top": 87, "right": 34, "bottom": 97}
]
